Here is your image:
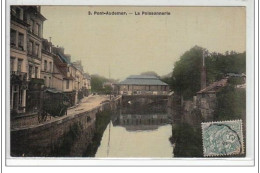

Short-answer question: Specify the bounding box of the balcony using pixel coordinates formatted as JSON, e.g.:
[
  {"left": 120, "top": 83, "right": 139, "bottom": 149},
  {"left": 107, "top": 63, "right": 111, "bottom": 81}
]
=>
[
  {"left": 11, "top": 71, "right": 28, "bottom": 85},
  {"left": 28, "top": 78, "right": 45, "bottom": 91}
]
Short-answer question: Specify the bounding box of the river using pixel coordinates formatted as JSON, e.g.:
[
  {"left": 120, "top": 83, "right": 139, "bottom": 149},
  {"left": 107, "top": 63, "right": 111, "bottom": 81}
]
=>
[{"left": 94, "top": 110, "right": 174, "bottom": 158}]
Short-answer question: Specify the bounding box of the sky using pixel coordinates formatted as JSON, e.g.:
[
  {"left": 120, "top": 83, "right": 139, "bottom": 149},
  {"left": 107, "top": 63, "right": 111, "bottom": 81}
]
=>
[{"left": 41, "top": 6, "right": 246, "bottom": 80}]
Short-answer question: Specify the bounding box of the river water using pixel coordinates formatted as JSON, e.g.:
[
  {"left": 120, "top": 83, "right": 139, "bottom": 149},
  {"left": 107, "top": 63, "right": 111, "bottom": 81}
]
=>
[{"left": 95, "top": 111, "right": 173, "bottom": 158}]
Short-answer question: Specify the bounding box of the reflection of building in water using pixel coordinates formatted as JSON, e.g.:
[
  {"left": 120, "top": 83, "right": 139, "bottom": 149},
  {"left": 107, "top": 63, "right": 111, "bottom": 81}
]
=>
[{"left": 113, "top": 113, "right": 170, "bottom": 131}]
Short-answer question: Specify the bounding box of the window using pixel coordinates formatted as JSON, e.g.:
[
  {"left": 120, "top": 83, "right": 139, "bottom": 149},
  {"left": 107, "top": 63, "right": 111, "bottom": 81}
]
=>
[
  {"left": 18, "top": 33, "right": 24, "bottom": 50},
  {"left": 28, "top": 41, "right": 33, "bottom": 55},
  {"left": 66, "top": 80, "right": 69, "bottom": 89},
  {"left": 49, "top": 77, "right": 51, "bottom": 87},
  {"left": 35, "top": 44, "right": 39, "bottom": 57},
  {"left": 35, "top": 23, "right": 40, "bottom": 36},
  {"left": 29, "top": 65, "right": 32, "bottom": 79},
  {"left": 49, "top": 62, "right": 52, "bottom": 72},
  {"left": 19, "top": 88, "right": 23, "bottom": 105},
  {"left": 44, "top": 60, "right": 47, "bottom": 71},
  {"left": 35, "top": 67, "right": 38, "bottom": 78},
  {"left": 44, "top": 76, "right": 47, "bottom": 85},
  {"left": 15, "top": 7, "right": 23, "bottom": 20},
  {"left": 15, "top": 8, "right": 21, "bottom": 18},
  {"left": 10, "top": 58, "right": 15, "bottom": 72},
  {"left": 11, "top": 29, "right": 16, "bottom": 46},
  {"left": 17, "top": 59, "right": 22, "bottom": 73},
  {"left": 29, "top": 19, "right": 34, "bottom": 33}
]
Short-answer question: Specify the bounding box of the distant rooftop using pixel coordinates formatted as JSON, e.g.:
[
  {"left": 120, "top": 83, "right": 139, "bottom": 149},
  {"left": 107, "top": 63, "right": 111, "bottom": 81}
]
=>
[
  {"left": 57, "top": 52, "right": 71, "bottom": 65},
  {"left": 84, "top": 73, "right": 91, "bottom": 79},
  {"left": 197, "top": 78, "right": 228, "bottom": 94},
  {"left": 127, "top": 75, "right": 158, "bottom": 79},
  {"left": 118, "top": 75, "right": 168, "bottom": 86},
  {"left": 226, "top": 73, "right": 246, "bottom": 77}
]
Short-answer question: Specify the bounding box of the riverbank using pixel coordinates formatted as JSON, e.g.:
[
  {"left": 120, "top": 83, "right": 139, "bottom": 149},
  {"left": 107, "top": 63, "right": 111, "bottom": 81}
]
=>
[
  {"left": 11, "top": 95, "right": 113, "bottom": 130},
  {"left": 11, "top": 95, "right": 122, "bottom": 157}
]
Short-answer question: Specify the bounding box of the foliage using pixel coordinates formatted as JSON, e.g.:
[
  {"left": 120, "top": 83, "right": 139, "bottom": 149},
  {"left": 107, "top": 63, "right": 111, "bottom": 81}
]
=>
[
  {"left": 140, "top": 71, "right": 160, "bottom": 78},
  {"left": 160, "top": 75, "right": 174, "bottom": 90},
  {"left": 170, "top": 46, "right": 246, "bottom": 99},
  {"left": 90, "top": 74, "right": 113, "bottom": 94},
  {"left": 214, "top": 84, "right": 246, "bottom": 121},
  {"left": 171, "top": 46, "right": 205, "bottom": 99},
  {"left": 78, "top": 90, "right": 84, "bottom": 100},
  {"left": 43, "top": 93, "right": 68, "bottom": 117},
  {"left": 228, "top": 77, "right": 245, "bottom": 85},
  {"left": 83, "top": 110, "right": 112, "bottom": 157},
  {"left": 91, "top": 74, "right": 106, "bottom": 93},
  {"left": 43, "top": 101, "right": 66, "bottom": 117},
  {"left": 30, "top": 78, "right": 45, "bottom": 85},
  {"left": 171, "top": 123, "right": 203, "bottom": 157}
]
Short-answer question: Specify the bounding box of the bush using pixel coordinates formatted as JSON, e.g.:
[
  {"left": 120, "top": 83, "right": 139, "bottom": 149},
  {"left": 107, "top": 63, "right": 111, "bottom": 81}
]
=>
[
  {"left": 171, "top": 123, "right": 203, "bottom": 157},
  {"left": 214, "top": 85, "right": 246, "bottom": 121}
]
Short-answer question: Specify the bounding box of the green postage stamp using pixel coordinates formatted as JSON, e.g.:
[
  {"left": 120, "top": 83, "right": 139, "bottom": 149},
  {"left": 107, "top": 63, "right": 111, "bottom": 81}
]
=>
[{"left": 201, "top": 120, "right": 244, "bottom": 157}]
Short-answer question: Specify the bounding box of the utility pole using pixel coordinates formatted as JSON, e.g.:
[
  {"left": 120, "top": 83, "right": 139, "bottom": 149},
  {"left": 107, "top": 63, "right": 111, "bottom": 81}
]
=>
[
  {"left": 108, "top": 64, "right": 111, "bottom": 79},
  {"left": 108, "top": 64, "right": 112, "bottom": 100},
  {"left": 201, "top": 50, "right": 207, "bottom": 90},
  {"left": 106, "top": 121, "right": 111, "bottom": 157}
]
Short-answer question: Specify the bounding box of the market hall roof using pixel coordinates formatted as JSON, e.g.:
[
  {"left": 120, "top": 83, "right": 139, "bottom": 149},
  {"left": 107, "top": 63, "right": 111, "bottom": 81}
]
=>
[{"left": 118, "top": 75, "right": 168, "bottom": 86}]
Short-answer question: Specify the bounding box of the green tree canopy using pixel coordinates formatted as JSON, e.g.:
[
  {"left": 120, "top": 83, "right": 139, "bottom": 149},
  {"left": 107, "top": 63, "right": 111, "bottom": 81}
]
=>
[
  {"left": 90, "top": 74, "right": 117, "bottom": 94},
  {"left": 140, "top": 71, "right": 160, "bottom": 78},
  {"left": 172, "top": 46, "right": 206, "bottom": 99},
  {"left": 171, "top": 46, "right": 246, "bottom": 99}
]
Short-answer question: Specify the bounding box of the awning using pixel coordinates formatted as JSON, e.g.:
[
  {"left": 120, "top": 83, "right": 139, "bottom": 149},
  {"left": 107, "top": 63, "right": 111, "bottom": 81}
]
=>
[{"left": 45, "top": 88, "right": 63, "bottom": 94}]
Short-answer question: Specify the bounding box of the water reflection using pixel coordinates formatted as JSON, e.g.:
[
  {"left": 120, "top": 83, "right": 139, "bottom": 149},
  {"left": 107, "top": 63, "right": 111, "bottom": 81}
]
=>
[
  {"left": 114, "top": 113, "right": 170, "bottom": 131},
  {"left": 95, "top": 106, "right": 173, "bottom": 157}
]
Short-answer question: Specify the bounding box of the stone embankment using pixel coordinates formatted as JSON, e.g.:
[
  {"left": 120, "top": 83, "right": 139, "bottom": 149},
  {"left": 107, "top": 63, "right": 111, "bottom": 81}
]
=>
[{"left": 11, "top": 95, "right": 122, "bottom": 157}]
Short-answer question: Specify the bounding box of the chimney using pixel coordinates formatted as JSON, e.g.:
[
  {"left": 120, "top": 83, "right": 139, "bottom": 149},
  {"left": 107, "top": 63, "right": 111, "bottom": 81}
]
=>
[
  {"left": 59, "top": 47, "right": 65, "bottom": 54},
  {"left": 201, "top": 51, "right": 207, "bottom": 90}
]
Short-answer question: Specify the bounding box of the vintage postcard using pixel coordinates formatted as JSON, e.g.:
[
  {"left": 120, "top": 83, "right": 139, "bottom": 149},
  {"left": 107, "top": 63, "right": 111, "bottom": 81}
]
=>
[{"left": 5, "top": 0, "right": 255, "bottom": 167}]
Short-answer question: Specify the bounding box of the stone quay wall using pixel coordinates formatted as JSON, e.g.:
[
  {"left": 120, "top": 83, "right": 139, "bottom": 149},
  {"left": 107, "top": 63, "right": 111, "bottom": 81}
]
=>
[{"left": 11, "top": 96, "right": 122, "bottom": 157}]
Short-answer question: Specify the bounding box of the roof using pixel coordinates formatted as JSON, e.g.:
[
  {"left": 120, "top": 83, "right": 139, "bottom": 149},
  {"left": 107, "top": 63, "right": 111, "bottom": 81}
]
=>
[
  {"left": 45, "top": 88, "right": 63, "bottom": 94},
  {"left": 58, "top": 52, "right": 71, "bottom": 65},
  {"left": 83, "top": 73, "right": 91, "bottom": 79},
  {"left": 226, "top": 73, "right": 246, "bottom": 77},
  {"left": 118, "top": 75, "right": 168, "bottom": 86},
  {"left": 128, "top": 75, "right": 158, "bottom": 79},
  {"left": 53, "top": 55, "right": 74, "bottom": 80},
  {"left": 197, "top": 78, "right": 228, "bottom": 94}
]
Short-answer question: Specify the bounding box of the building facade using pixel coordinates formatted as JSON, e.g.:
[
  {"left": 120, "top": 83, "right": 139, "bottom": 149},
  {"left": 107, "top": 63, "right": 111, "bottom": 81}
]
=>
[
  {"left": 10, "top": 6, "right": 90, "bottom": 118},
  {"left": 83, "top": 73, "right": 91, "bottom": 96},
  {"left": 24, "top": 6, "right": 46, "bottom": 80},
  {"left": 41, "top": 39, "right": 53, "bottom": 88},
  {"left": 116, "top": 75, "right": 169, "bottom": 95},
  {"left": 195, "top": 78, "right": 228, "bottom": 121},
  {"left": 10, "top": 6, "right": 30, "bottom": 113}
]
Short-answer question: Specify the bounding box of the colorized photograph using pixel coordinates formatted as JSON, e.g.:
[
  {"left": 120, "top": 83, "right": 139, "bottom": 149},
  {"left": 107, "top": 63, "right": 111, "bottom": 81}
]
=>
[{"left": 10, "top": 6, "right": 246, "bottom": 158}]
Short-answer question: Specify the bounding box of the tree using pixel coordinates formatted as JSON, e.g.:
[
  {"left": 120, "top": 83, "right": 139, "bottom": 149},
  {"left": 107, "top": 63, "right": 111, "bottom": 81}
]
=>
[
  {"left": 90, "top": 74, "right": 115, "bottom": 94},
  {"left": 170, "top": 46, "right": 246, "bottom": 100},
  {"left": 90, "top": 74, "right": 106, "bottom": 93},
  {"left": 171, "top": 46, "right": 206, "bottom": 99},
  {"left": 140, "top": 71, "right": 160, "bottom": 78}
]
